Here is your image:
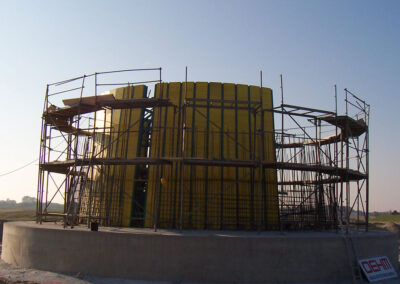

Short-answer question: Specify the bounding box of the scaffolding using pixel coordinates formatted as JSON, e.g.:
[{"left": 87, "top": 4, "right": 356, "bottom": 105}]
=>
[
  {"left": 275, "top": 80, "right": 370, "bottom": 231},
  {"left": 37, "top": 68, "right": 369, "bottom": 232}
]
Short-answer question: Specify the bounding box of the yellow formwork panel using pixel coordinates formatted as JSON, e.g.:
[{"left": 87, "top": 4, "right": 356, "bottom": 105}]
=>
[
  {"left": 262, "top": 87, "right": 279, "bottom": 228},
  {"left": 237, "top": 84, "right": 255, "bottom": 229},
  {"left": 146, "top": 82, "right": 279, "bottom": 230},
  {"left": 81, "top": 85, "right": 147, "bottom": 226}
]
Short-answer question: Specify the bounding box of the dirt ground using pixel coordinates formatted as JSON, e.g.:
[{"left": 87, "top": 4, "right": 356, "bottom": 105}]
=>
[{"left": 0, "top": 210, "right": 35, "bottom": 221}]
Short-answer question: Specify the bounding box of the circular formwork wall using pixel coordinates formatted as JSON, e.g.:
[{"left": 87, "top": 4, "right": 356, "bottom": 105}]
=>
[
  {"left": 74, "top": 83, "right": 279, "bottom": 230},
  {"left": 1, "top": 222, "right": 398, "bottom": 283}
]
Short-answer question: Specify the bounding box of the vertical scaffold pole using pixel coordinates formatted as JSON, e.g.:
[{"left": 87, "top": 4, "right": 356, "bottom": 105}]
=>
[
  {"left": 153, "top": 68, "right": 163, "bottom": 232},
  {"left": 257, "top": 71, "right": 264, "bottom": 232},
  {"left": 37, "top": 84, "right": 50, "bottom": 224},
  {"left": 365, "top": 103, "right": 369, "bottom": 232},
  {"left": 334, "top": 85, "right": 339, "bottom": 230},
  {"left": 179, "top": 67, "right": 188, "bottom": 231},
  {"left": 87, "top": 73, "right": 98, "bottom": 228},
  {"left": 345, "top": 89, "right": 350, "bottom": 234},
  {"left": 279, "top": 75, "right": 284, "bottom": 228}
]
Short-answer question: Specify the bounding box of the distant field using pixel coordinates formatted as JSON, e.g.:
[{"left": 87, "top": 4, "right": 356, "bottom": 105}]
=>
[
  {"left": 370, "top": 214, "right": 400, "bottom": 222},
  {"left": 0, "top": 209, "right": 36, "bottom": 221}
]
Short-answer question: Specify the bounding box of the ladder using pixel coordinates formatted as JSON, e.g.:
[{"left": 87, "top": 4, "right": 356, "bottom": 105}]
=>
[{"left": 65, "top": 137, "right": 91, "bottom": 227}]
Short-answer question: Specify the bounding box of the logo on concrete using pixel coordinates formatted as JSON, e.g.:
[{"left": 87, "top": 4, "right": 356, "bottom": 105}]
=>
[{"left": 359, "top": 256, "right": 397, "bottom": 282}]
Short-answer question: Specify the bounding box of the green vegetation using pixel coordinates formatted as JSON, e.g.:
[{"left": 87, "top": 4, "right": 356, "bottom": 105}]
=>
[{"left": 370, "top": 214, "right": 400, "bottom": 222}]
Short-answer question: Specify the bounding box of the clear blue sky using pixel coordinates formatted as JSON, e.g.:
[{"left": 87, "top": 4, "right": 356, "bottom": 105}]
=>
[{"left": 0, "top": 0, "right": 399, "bottom": 211}]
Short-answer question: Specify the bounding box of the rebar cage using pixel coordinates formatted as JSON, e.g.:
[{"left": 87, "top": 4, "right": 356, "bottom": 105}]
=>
[{"left": 37, "top": 69, "right": 369, "bottom": 231}]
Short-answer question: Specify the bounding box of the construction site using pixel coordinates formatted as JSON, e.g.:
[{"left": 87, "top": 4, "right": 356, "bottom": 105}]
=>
[
  {"left": 2, "top": 68, "right": 397, "bottom": 283},
  {"left": 35, "top": 68, "right": 370, "bottom": 232}
]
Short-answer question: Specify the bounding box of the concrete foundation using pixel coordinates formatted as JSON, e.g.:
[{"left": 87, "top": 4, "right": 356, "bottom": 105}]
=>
[{"left": 1, "top": 221, "right": 398, "bottom": 283}]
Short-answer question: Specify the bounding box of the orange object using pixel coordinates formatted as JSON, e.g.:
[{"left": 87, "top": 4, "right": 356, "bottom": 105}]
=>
[{"left": 160, "top": 177, "right": 168, "bottom": 187}]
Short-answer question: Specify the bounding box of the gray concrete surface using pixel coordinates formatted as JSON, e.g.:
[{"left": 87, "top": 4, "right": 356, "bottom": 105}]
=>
[
  {"left": 0, "top": 221, "right": 5, "bottom": 242},
  {"left": 1, "top": 221, "right": 399, "bottom": 283}
]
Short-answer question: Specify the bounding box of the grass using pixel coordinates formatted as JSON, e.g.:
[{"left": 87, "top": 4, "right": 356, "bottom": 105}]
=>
[{"left": 370, "top": 214, "right": 400, "bottom": 222}]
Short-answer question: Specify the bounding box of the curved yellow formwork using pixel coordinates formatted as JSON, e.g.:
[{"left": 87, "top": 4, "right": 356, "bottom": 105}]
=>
[
  {"left": 80, "top": 85, "right": 148, "bottom": 227},
  {"left": 145, "top": 82, "right": 278, "bottom": 230},
  {"left": 80, "top": 82, "right": 278, "bottom": 230}
]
